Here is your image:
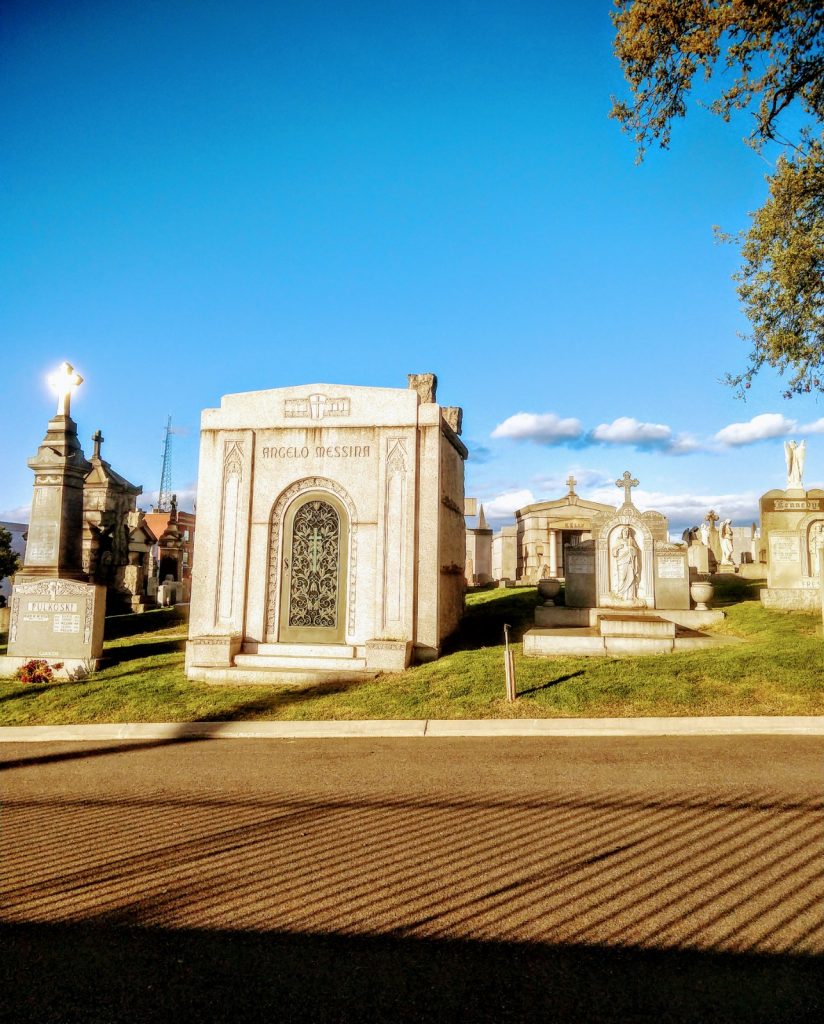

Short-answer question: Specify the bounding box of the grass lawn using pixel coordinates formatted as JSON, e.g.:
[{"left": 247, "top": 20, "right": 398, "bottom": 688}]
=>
[{"left": 1, "top": 578, "right": 822, "bottom": 724}]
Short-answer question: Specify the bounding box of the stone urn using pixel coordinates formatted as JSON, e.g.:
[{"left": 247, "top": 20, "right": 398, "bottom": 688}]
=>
[
  {"left": 690, "top": 580, "right": 714, "bottom": 611},
  {"left": 537, "top": 578, "right": 562, "bottom": 606}
]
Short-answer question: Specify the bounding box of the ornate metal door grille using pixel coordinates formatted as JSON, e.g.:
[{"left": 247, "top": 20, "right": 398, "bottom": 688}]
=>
[{"left": 288, "top": 500, "right": 340, "bottom": 628}]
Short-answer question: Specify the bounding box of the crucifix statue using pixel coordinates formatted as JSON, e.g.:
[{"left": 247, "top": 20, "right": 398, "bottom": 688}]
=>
[
  {"left": 48, "top": 361, "right": 83, "bottom": 417},
  {"left": 566, "top": 474, "right": 577, "bottom": 496},
  {"left": 616, "top": 470, "right": 639, "bottom": 506},
  {"left": 92, "top": 429, "right": 104, "bottom": 459}
]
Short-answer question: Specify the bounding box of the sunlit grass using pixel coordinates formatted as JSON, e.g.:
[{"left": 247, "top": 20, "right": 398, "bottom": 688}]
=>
[{"left": 0, "top": 580, "right": 822, "bottom": 725}]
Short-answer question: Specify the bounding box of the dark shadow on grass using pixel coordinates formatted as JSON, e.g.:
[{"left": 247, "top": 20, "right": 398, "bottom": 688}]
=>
[
  {"left": 518, "top": 671, "right": 586, "bottom": 697},
  {"left": 104, "top": 638, "right": 187, "bottom": 665},
  {"left": 443, "top": 591, "right": 542, "bottom": 654},
  {"left": 710, "top": 575, "right": 765, "bottom": 606},
  {"left": 191, "top": 679, "right": 370, "bottom": 722},
  {"left": 104, "top": 608, "right": 187, "bottom": 640},
  {"left": 0, "top": 677, "right": 92, "bottom": 705}
]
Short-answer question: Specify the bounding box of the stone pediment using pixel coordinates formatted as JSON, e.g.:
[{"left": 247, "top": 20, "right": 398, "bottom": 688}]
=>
[
  {"left": 211, "top": 382, "right": 421, "bottom": 429},
  {"left": 85, "top": 459, "right": 141, "bottom": 496},
  {"left": 516, "top": 496, "right": 615, "bottom": 518}
]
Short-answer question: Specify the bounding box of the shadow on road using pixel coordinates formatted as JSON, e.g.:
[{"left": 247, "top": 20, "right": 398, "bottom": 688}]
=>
[{"left": 0, "top": 921, "right": 820, "bottom": 1023}]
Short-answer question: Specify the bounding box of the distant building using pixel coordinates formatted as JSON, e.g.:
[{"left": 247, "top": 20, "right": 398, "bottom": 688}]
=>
[
  {"left": 144, "top": 508, "right": 196, "bottom": 591},
  {"left": 0, "top": 522, "right": 27, "bottom": 602}
]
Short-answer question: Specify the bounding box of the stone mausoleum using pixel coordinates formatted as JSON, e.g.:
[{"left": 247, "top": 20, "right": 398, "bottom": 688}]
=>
[
  {"left": 186, "top": 374, "right": 467, "bottom": 682},
  {"left": 493, "top": 475, "right": 615, "bottom": 583}
]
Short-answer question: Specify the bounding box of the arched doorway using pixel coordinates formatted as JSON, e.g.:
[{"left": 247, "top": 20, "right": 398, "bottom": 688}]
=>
[{"left": 277, "top": 492, "right": 349, "bottom": 644}]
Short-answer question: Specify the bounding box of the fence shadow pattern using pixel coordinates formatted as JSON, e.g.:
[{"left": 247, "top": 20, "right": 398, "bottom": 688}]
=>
[{"left": 2, "top": 786, "right": 822, "bottom": 956}]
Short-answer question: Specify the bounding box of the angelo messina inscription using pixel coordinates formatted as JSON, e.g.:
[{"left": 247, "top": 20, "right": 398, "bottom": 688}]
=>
[{"left": 261, "top": 442, "right": 372, "bottom": 460}]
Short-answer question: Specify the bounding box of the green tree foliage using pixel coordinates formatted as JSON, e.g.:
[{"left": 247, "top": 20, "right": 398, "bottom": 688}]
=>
[
  {"left": 0, "top": 526, "right": 20, "bottom": 586},
  {"left": 610, "top": 0, "right": 824, "bottom": 396}
]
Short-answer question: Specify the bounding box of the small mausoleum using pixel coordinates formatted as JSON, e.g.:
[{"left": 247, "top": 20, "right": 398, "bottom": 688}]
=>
[
  {"left": 185, "top": 373, "right": 468, "bottom": 682},
  {"left": 523, "top": 472, "right": 729, "bottom": 657},
  {"left": 491, "top": 475, "right": 616, "bottom": 584}
]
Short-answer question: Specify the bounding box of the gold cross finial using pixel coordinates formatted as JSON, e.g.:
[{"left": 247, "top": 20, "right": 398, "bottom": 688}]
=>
[
  {"left": 566, "top": 474, "right": 577, "bottom": 495},
  {"left": 48, "top": 361, "right": 83, "bottom": 417}
]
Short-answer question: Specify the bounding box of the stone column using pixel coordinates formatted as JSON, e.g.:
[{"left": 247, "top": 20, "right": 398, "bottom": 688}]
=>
[
  {"left": 19, "top": 412, "right": 91, "bottom": 581},
  {"left": 548, "top": 529, "right": 558, "bottom": 577}
]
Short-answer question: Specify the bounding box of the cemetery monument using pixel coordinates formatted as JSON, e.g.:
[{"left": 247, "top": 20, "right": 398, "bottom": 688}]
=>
[
  {"left": 523, "top": 471, "right": 728, "bottom": 657},
  {"left": 760, "top": 440, "right": 824, "bottom": 610},
  {"left": 185, "top": 373, "right": 467, "bottom": 682},
  {"left": 0, "top": 364, "right": 106, "bottom": 677}
]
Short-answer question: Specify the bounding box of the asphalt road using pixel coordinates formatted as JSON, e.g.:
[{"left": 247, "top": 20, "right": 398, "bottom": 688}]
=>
[{"left": 2, "top": 735, "right": 823, "bottom": 1023}]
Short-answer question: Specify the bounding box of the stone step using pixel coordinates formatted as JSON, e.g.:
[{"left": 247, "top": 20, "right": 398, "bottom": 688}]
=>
[
  {"left": 234, "top": 654, "right": 368, "bottom": 672},
  {"left": 189, "top": 665, "right": 379, "bottom": 686},
  {"left": 597, "top": 615, "right": 676, "bottom": 639},
  {"left": 242, "top": 642, "right": 358, "bottom": 659}
]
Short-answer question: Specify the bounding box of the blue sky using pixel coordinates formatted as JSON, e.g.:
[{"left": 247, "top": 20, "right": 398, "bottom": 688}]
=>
[{"left": 2, "top": 0, "right": 822, "bottom": 533}]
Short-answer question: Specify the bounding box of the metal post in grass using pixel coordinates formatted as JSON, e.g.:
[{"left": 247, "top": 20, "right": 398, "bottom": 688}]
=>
[{"left": 503, "top": 623, "right": 516, "bottom": 702}]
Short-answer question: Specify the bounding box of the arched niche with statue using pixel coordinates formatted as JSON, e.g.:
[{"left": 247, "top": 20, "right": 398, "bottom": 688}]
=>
[{"left": 593, "top": 507, "right": 663, "bottom": 610}]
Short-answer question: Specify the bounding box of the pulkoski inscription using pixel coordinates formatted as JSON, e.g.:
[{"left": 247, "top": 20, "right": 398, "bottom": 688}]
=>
[
  {"left": 567, "top": 553, "right": 594, "bottom": 574},
  {"left": 771, "top": 536, "right": 800, "bottom": 562},
  {"left": 262, "top": 445, "right": 371, "bottom": 459},
  {"left": 657, "top": 556, "right": 685, "bottom": 579}
]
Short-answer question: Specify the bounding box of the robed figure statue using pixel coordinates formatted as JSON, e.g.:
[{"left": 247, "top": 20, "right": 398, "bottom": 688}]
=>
[{"left": 611, "top": 526, "right": 641, "bottom": 601}]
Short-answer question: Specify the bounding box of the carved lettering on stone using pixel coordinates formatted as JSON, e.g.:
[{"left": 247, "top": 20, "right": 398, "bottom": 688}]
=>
[{"left": 770, "top": 535, "right": 800, "bottom": 563}]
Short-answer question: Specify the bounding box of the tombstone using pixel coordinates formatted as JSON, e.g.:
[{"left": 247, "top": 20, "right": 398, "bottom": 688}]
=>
[
  {"left": 465, "top": 504, "right": 493, "bottom": 586},
  {"left": 0, "top": 364, "right": 105, "bottom": 678},
  {"left": 760, "top": 440, "right": 824, "bottom": 610},
  {"left": 491, "top": 525, "right": 517, "bottom": 582},
  {"left": 185, "top": 374, "right": 468, "bottom": 680}
]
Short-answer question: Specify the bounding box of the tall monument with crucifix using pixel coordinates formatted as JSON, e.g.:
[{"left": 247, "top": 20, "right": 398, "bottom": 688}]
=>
[
  {"left": 0, "top": 363, "right": 107, "bottom": 677},
  {"left": 20, "top": 363, "right": 92, "bottom": 580}
]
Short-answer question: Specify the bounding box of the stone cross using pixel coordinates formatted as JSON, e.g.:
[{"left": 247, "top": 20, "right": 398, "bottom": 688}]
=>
[
  {"left": 48, "top": 361, "right": 83, "bottom": 417},
  {"left": 616, "top": 471, "right": 639, "bottom": 506},
  {"left": 566, "top": 474, "right": 577, "bottom": 495},
  {"left": 92, "top": 430, "right": 104, "bottom": 459},
  {"left": 308, "top": 527, "right": 323, "bottom": 573},
  {"left": 706, "top": 509, "right": 720, "bottom": 526}
]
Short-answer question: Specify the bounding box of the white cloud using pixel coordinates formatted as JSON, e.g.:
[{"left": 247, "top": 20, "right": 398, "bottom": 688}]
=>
[
  {"left": 588, "top": 485, "right": 759, "bottom": 530},
  {"left": 482, "top": 488, "right": 536, "bottom": 521},
  {"left": 800, "top": 417, "right": 824, "bottom": 434},
  {"left": 491, "top": 412, "right": 583, "bottom": 444},
  {"left": 714, "top": 413, "right": 795, "bottom": 447},
  {"left": 666, "top": 432, "right": 705, "bottom": 455},
  {"left": 591, "top": 417, "right": 672, "bottom": 446},
  {"left": 0, "top": 505, "right": 31, "bottom": 524}
]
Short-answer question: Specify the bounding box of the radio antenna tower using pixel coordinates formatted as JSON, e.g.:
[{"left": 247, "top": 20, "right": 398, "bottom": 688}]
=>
[{"left": 156, "top": 415, "right": 173, "bottom": 512}]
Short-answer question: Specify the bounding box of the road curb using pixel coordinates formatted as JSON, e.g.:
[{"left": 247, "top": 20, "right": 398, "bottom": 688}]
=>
[{"left": 2, "top": 715, "right": 824, "bottom": 742}]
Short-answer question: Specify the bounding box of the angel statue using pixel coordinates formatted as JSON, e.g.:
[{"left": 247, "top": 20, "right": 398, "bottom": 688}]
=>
[{"left": 785, "top": 440, "right": 806, "bottom": 488}]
